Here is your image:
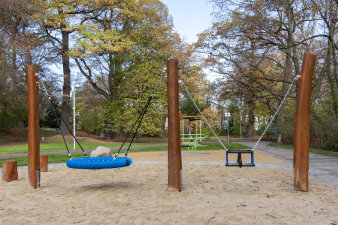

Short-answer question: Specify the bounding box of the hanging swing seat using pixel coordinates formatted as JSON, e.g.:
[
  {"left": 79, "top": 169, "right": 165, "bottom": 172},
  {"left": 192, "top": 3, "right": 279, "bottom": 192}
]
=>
[
  {"left": 66, "top": 157, "right": 132, "bottom": 169},
  {"left": 225, "top": 150, "right": 255, "bottom": 168}
]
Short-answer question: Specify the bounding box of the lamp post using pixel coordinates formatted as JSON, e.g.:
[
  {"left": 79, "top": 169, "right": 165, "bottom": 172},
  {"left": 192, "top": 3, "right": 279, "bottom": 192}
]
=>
[
  {"left": 72, "top": 84, "right": 76, "bottom": 150},
  {"left": 225, "top": 112, "right": 230, "bottom": 143},
  {"left": 239, "top": 110, "right": 242, "bottom": 140}
]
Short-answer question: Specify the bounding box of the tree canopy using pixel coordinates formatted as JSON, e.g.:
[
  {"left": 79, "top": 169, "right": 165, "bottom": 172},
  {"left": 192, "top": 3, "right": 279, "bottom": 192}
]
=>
[{"left": 0, "top": 0, "right": 336, "bottom": 150}]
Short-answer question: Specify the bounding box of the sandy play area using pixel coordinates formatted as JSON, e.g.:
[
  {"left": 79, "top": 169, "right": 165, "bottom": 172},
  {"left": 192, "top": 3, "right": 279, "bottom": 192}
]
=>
[{"left": 1, "top": 150, "right": 337, "bottom": 225}]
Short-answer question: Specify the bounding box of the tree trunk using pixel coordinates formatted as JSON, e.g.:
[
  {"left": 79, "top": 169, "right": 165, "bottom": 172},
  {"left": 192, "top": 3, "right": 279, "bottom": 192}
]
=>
[
  {"left": 119, "top": 125, "right": 126, "bottom": 140},
  {"left": 0, "top": 52, "right": 6, "bottom": 87},
  {"left": 276, "top": 5, "right": 294, "bottom": 126},
  {"left": 160, "top": 114, "right": 167, "bottom": 138},
  {"left": 60, "top": 29, "right": 71, "bottom": 135},
  {"left": 326, "top": 35, "right": 338, "bottom": 118},
  {"left": 327, "top": 1, "right": 338, "bottom": 118},
  {"left": 276, "top": 52, "right": 292, "bottom": 126},
  {"left": 11, "top": 49, "right": 17, "bottom": 91},
  {"left": 245, "top": 99, "right": 255, "bottom": 138}
]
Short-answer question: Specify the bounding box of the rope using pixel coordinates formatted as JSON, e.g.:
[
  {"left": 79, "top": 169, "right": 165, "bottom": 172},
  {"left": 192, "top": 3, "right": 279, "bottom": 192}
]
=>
[
  {"left": 49, "top": 100, "right": 72, "bottom": 159},
  {"left": 50, "top": 100, "right": 88, "bottom": 157},
  {"left": 124, "top": 99, "right": 150, "bottom": 157},
  {"left": 251, "top": 75, "right": 300, "bottom": 151},
  {"left": 114, "top": 70, "right": 166, "bottom": 158},
  {"left": 180, "top": 79, "right": 229, "bottom": 151},
  {"left": 37, "top": 74, "right": 88, "bottom": 158}
]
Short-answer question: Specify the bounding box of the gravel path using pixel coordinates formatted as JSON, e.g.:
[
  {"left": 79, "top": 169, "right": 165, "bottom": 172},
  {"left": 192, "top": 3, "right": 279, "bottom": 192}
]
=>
[{"left": 236, "top": 141, "right": 338, "bottom": 187}]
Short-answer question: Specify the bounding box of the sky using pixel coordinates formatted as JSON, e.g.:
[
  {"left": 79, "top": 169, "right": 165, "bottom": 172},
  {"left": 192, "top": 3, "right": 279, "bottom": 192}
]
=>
[{"left": 160, "top": 0, "right": 214, "bottom": 44}]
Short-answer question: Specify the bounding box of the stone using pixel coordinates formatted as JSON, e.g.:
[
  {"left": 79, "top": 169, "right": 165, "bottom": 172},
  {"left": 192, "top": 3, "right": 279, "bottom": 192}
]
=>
[{"left": 90, "top": 146, "right": 112, "bottom": 157}]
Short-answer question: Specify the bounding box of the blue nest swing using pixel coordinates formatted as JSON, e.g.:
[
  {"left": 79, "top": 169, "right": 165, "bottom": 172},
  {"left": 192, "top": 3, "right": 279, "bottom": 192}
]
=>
[
  {"left": 38, "top": 71, "right": 165, "bottom": 171},
  {"left": 66, "top": 156, "right": 132, "bottom": 169}
]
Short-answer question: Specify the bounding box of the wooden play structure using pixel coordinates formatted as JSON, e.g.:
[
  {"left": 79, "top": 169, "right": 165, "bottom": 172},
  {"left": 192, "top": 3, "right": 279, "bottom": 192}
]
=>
[
  {"left": 181, "top": 116, "right": 202, "bottom": 136},
  {"left": 167, "top": 52, "right": 316, "bottom": 192},
  {"left": 1, "top": 53, "right": 314, "bottom": 194},
  {"left": 180, "top": 116, "right": 207, "bottom": 153}
]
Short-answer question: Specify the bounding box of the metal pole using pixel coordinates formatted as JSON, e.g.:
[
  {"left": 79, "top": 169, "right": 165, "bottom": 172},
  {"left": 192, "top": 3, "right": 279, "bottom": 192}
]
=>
[
  {"left": 167, "top": 58, "right": 182, "bottom": 191},
  {"left": 72, "top": 85, "right": 76, "bottom": 150},
  {"left": 239, "top": 110, "right": 242, "bottom": 140},
  {"left": 27, "top": 65, "right": 40, "bottom": 189},
  {"left": 227, "top": 115, "right": 230, "bottom": 143},
  {"left": 294, "top": 52, "right": 316, "bottom": 192}
]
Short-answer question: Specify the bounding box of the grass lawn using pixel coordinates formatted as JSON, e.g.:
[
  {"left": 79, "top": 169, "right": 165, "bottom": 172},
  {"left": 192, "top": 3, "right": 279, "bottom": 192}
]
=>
[
  {"left": 0, "top": 153, "right": 85, "bottom": 168},
  {"left": 0, "top": 142, "right": 248, "bottom": 168},
  {"left": 269, "top": 143, "right": 338, "bottom": 157},
  {"left": 0, "top": 128, "right": 58, "bottom": 144},
  {"left": 0, "top": 142, "right": 164, "bottom": 154},
  {"left": 208, "top": 137, "right": 243, "bottom": 142}
]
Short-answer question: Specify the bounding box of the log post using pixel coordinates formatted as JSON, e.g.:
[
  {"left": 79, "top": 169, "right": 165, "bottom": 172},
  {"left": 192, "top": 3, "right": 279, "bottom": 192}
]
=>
[
  {"left": 40, "top": 155, "right": 48, "bottom": 172},
  {"left": 27, "top": 65, "right": 40, "bottom": 188},
  {"left": 167, "top": 59, "right": 182, "bottom": 191},
  {"left": 294, "top": 52, "right": 316, "bottom": 192},
  {"left": 2, "top": 161, "right": 18, "bottom": 182}
]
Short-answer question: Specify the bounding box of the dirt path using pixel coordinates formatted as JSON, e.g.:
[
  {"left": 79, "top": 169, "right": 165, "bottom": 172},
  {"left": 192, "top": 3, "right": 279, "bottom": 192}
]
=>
[
  {"left": 2, "top": 140, "right": 337, "bottom": 187},
  {"left": 236, "top": 141, "right": 338, "bottom": 187},
  {"left": 1, "top": 163, "right": 337, "bottom": 225}
]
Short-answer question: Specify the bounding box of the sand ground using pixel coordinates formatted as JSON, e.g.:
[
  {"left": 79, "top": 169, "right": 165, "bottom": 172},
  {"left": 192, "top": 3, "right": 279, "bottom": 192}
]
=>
[{"left": 0, "top": 150, "right": 337, "bottom": 225}]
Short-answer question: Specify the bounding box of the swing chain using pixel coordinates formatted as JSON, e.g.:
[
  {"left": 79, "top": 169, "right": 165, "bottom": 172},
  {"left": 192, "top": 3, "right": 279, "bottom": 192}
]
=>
[
  {"left": 36, "top": 73, "right": 88, "bottom": 159},
  {"left": 180, "top": 79, "right": 229, "bottom": 151},
  {"left": 251, "top": 75, "right": 300, "bottom": 151},
  {"left": 114, "top": 69, "right": 166, "bottom": 159}
]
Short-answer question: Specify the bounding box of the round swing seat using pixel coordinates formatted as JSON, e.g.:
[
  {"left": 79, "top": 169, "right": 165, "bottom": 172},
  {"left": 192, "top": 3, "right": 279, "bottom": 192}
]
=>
[{"left": 66, "top": 156, "right": 132, "bottom": 169}]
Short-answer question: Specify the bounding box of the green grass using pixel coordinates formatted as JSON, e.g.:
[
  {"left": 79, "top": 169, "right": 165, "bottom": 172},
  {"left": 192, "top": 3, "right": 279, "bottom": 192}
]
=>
[
  {"left": 208, "top": 137, "right": 242, "bottom": 142},
  {"left": 201, "top": 143, "right": 248, "bottom": 150},
  {"left": 0, "top": 128, "right": 58, "bottom": 143},
  {"left": 269, "top": 143, "right": 338, "bottom": 157},
  {"left": 0, "top": 138, "right": 247, "bottom": 155},
  {"left": 0, "top": 143, "right": 249, "bottom": 168},
  {"left": 0, "top": 142, "right": 165, "bottom": 154},
  {"left": 0, "top": 153, "right": 86, "bottom": 168}
]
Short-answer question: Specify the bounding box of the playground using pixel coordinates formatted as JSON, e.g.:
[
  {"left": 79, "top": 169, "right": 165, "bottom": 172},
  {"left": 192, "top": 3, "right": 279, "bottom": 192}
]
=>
[
  {"left": 1, "top": 54, "right": 337, "bottom": 224},
  {"left": 1, "top": 0, "right": 338, "bottom": 223},
  {"left": 1, "top": 145, "right": 337, "bottom": 225}
]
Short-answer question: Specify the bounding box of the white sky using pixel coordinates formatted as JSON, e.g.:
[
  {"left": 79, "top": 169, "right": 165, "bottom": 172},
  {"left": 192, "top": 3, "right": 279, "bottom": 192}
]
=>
[
  {"left": 161, "top": 0, "right": 222, "bottom": 81},
  {"left": 161, "top": 0, "right": 214, "bottom": 44}
]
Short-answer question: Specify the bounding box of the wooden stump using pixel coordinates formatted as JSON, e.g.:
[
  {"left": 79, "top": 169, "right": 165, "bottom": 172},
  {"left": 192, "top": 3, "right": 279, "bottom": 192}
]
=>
[
  {"left": 40, "top": 155, "right": 48, "bottom": 172},
  {"left": 2, "top": 161, "right": 18, "bottom": 182}
]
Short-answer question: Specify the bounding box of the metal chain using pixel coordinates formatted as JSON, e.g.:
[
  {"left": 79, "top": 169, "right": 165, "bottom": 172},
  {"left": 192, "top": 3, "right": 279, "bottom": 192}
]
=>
[
  {"left": 36, "top": 73, "right": 88, "bottom": 158},
  {"left": 180, "top": 79, "right": 229, "bottom": 151},
  {"left": 251, "top": 75, "right": 300, "bottom": 151},
  {"left": 115, "top": 69, "right": 166, "bottom": 158}
]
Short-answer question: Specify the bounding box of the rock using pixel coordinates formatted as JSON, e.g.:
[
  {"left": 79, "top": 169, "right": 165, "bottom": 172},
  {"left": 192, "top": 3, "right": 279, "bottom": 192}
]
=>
[{"left": 90, "top": 146, "right": 112, "bottom": 157}]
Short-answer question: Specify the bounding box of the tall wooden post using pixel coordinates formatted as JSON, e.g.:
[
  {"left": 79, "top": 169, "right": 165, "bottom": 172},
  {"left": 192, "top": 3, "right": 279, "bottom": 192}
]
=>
[
  {"left": 27, "top": 65, "right": 40, "bottom": 189},
  {"left": 167, "top": 59, "right": 182, "bottom": 191},
  {"left": 294, "top": 52, "right": 316, "bottom": 191}
]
